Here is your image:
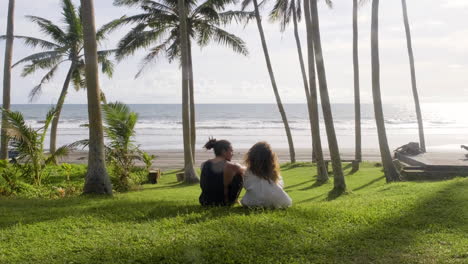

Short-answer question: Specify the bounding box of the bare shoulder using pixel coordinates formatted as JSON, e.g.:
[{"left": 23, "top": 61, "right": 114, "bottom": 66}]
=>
[{"left": 225, "top": 161, "right": 246, "bottom": 174}]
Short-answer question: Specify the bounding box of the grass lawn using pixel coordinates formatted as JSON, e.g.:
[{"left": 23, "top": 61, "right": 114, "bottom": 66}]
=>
[{"left": 0, "top": 162, "right": 467, "bottom": 263}]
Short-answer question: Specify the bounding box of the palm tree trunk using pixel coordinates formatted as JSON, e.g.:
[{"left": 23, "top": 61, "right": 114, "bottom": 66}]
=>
[
  {"left": 253, "top": 0, "right": 296, "bottom": 163},
  {"left": 178, "top": 0, "right": 199, "bottom": 183},
  {"left": 49, "top": 64, "right": 75, "bottom": 155},
  {"left": 303, "top": 0, "right": 328, "bottom": 180},
  {"left": 188, "top": 39, "right": 196, "bottom": 162},
  {"left": 371, "top": 0, "right": 401, "bottom": 182},
  {"left": 80, "top": 0, "right": 113, "bottom": 194},
  {"left": 292, "top": 1, "right": 315, "bottom": 163},
  {"left": 310, "top": 0, "right": 345, "bottom": 191},
  {"left": 401, "top": 0, "right": 425, "bottom": 152},
  {"left": 352, "top": 0, "right": 361, "bottom": 172},
  {"left": 1, "top": 0, "right": 15, "bottom": 160}
]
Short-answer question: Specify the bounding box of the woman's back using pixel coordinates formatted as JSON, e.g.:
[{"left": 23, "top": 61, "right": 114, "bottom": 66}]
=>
[
  {"left": 241, "top": 170, "right": 292, "bottom": 208},
  {"left": 199, "top": 160, "right": 226, "bottom": 206}
]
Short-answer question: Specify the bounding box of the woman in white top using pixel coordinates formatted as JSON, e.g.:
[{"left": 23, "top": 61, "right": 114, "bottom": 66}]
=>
[{"left": 241, "top": 142, "right": 292, "bottom": 208}]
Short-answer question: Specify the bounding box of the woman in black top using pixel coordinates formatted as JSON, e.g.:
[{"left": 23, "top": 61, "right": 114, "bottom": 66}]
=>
[{"left": 199, "top": 138, "right": 244, "bottom": 206}]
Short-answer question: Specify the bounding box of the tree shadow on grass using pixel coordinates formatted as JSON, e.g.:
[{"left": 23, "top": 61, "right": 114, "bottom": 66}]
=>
[
  {"left": 318, "top": 179, "right": 468, "bottom": 263},
  {"left": 280, "top": 162, "right": 314, "bottom": 171},
  {"left": 283, "top": 179, "right": 314, "bottom": 190},
  {"left": 352, "top": 176, "right": 385, "bottom": 192},
  {"left": 298, "top": 180, "right": 329, "bottom": 191},
  {"left": 0, "top": 196, "right": 254, "bottom": 231}
]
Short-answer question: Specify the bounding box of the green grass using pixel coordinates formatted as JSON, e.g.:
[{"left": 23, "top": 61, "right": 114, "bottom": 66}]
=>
[{"left": 0, "top": 162, "right": 467, "bottom": 263}]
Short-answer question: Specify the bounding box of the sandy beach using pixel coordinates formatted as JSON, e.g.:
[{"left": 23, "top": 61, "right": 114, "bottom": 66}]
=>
[{"left": 63, "top": 148, "right": 384, "bottom": 170}]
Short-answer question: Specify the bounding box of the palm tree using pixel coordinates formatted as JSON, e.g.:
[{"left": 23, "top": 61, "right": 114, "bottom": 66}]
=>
[
  {"left": 302, "top": 0, "right": 328, "bottom": 181},
  {"left": 80, "top": 0, "right": 113, "bottom": 194},
  {"left": 111, "top": 0, "right": 252, "bottom": 182},
  {"left": 352, "top": 0, "right": 361, "bottom": 172},
  {"left": 5, "top": 0, "right": 115, "bottom": 156},
  {"left": 177, "top": 0, "right": 198, "bottom": 182},
  {"left": 270, "top": 0, "right": 317, "bottom": 163},
  {"left": 309, "top": 0, "right": 345, "bottom": 191},
  {"left": 401, "top": 0, "right": 425, "bottom": 152},
  {"left": 1, "top": 0, "right": 15, "bottom": 160},
  {"left": 242, "top": 0, "right": 296, "bottom": 163},
  {"left": 371, "top": 0, "right": 400, "bottom": 182}
]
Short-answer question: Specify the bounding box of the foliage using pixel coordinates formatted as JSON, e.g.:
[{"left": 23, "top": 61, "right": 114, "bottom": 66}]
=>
[
  {"left": 110, "top": 0, "right": 254, "bottom": 77},
  {"left": 103, "top": 102, "right": 141, "bottom": 192},
  {"left": 0, "top": 162, "right": 466, "bottom": 263},
  {"left": 0, "top": 0, "right": 115, "bottom": 102},
  {"left": 141, "top": 151, "right": 156, "bottom": 171},
  {"left": 0, "top": 107, "right": 75, "bottom": 185}
]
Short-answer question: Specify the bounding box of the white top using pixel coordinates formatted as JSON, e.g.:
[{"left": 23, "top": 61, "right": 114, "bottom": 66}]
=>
[{"left": 241, "top": 170, "right": 292, "bottom": 208}]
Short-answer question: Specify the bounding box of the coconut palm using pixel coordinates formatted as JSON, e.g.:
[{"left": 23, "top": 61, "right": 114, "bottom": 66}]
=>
[
  {"left": 110, "top": 0, "right": 253, "bottom": 182},
  {"left": 0, "top": 107, "right": 74, "bottom": 185},
  {"left": 2, "top": 0, "right": 115, "bottom": 156},
  {"left": 351, "top": 0, "right": 361, "bottom": 172},
  {"left": 80, "top": 0, "right": 113, "bottom": 194},
  {"left": 401, "top": 0, "right": 425, "bottom": 152},
  {"left": 0, "top": 0, "right": 15, "bottom": 160},
  {"left": 242, "top": 0, "right": 296, "bottom": 163},
  {"left": 371, "top": 0, "right": 401, "bottom": 182},
  {"left": 302, "top": 0, "right": 328, "bottom": 181},
  {"left": 309, "top": 0, "right": 345, "bottom": 191}
]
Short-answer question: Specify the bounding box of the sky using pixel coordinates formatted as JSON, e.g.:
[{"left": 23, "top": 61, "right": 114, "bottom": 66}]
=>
[{"left": 0, "top": 0, "right": 467, "bottom": 104}]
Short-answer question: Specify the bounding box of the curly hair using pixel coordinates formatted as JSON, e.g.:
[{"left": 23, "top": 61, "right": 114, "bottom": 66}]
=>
[{"left": 244, "top": 142, "right": 280, "bottom": 183}]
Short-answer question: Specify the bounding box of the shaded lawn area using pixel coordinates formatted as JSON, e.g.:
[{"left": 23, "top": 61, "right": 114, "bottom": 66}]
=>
[{"left": 0, "top": 163, "right": 467, "bottom": 263}]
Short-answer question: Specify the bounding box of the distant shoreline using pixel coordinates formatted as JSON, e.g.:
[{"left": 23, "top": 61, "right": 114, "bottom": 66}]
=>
[{"left": 63, "top": 148, "right": 384, "bottom": 170}]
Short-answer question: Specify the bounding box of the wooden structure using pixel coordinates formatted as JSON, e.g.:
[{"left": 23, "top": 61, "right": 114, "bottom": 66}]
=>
[{"left": 395, "top": 152, "right": 468, "bottom": 180}]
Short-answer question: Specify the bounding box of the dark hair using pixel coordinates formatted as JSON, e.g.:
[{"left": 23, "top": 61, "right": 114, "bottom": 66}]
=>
[
  {"left": 244, "top": 142, "right": 280, "bottom": 183},
  {"left": 204, "top": 137, "right": 232, "bottom": 156}
]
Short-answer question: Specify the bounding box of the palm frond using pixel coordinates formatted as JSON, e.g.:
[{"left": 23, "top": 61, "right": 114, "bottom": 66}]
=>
[
  {"left": 97, "top": 50, "right": 117, "bottom": 77},
  {"left": 116, "top": 24, "right": 168, "bottom": 60},
  {"left": 29, "top": 63, "right": 62, "bottom": 102},
  {"left": 218, "top": 11, "right": 255, "bottom": 26},
  {"left": 61, "top": 0, "right": 83, "bottom": 42},
  {"left": 0, "top": 35, "right": 60, "bottom": 49},
  {"left": 26, "top": 15, "right": 67, "bottom": 44},
  {"left": 206, "top": 25, "right": 248, "bottom": 55},
  {"left": 12, "top": 51, "right": 63, "bottom": 68},
  {"left": 135, "top": 39, "right": 171, "bottom": 78},
  {"left": 96, "top": 17, "right": 127, "bottom": 42},
  {"left": 21, "top": 56, "right": 64, "bottom": 77}
]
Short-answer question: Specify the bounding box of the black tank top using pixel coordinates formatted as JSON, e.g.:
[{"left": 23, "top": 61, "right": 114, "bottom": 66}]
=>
[{"left": 199, "top": 160, "right": 226, "bottom": 206}]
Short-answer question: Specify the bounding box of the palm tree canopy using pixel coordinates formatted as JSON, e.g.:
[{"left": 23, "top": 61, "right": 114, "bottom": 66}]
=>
[
  {"left": 0, "top": 0, "right": 115, "bottom": 101},
  {"left": 266, "top": 0, "right": 332, "bottom": 32},
  {"left": 110, "top": 0, "right": 254, "bottom": 77}
]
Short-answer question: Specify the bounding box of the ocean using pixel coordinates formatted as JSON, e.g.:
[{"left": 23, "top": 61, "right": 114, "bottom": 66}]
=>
[{"left": 7, "top": 103, "right": 468, "bottom": 152}]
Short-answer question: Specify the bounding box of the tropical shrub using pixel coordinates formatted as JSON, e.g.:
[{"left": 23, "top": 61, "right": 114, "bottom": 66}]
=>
[{"left": 0, "top": 107, "right": 74, "bottom": 185}]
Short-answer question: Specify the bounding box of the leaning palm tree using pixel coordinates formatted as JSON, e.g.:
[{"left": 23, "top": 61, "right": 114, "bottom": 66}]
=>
[
  {"left": 0, "top": 0, "right": 15, "bottom": 160},
  {"left": 80, "top": 0, "right": 113, "bottom": 194},
  {"left": 302, "top": 0, "right": 328, "bottom": 181},
  {"left": 309, "top": 0, "right": 345, "bottom": 191},
  {"left": 110, "top": 0, "right": 253, "bottom": 182},
  {"left": 242, "top": 0, "right": 296, "bottom": 163},
  {"left": 371, "top": 0, "right": 400, "bottom": 182},
  {"left": 3, "top": 0, "right": 115, "bottom": 156},
  {"left": 401, "top": 0, "right": 425, "bottom": 152},
  {"left": 270, "top": 0, "right": 315, "bottom": 164}
]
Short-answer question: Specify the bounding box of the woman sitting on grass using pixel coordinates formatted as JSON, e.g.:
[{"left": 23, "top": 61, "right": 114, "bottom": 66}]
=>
[
  {"left": 199, "top": 138, "right": 245, "bottom": 206},
  {"left": 241, "top": 142, "right": 292, "bottom": 209}
]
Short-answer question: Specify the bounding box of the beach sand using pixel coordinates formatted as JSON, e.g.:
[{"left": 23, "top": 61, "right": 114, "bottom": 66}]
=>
[{"left": 62, "top": 148, "right": 383, "bottom": 170}]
